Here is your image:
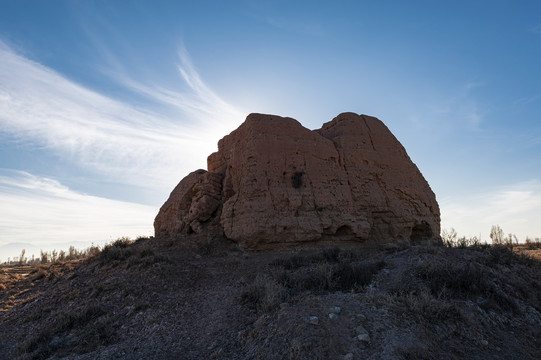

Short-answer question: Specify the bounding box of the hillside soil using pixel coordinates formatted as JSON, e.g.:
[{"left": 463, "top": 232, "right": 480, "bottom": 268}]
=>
[{"left": 1, "top": 236, "right": 540, "bottom": 360}]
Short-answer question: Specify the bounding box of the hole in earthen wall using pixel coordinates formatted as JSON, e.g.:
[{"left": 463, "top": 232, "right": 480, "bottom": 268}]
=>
[
  {"left": 335, "top": 225, "right": 353, "bottom": 237},
  {"left": 410, "top": 222, "right": 432, "bottom": 244},
  {"left": 291, "top": 172, "right": 304, "bottom": 188}
]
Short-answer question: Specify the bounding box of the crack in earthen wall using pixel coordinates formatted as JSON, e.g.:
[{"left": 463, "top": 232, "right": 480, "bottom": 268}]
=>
[
  {"left": 361, "top": 115, "right": 376, "bottom": 152},
  {"left": 314, "top": 128, "right": 359, "bottom": 231}
]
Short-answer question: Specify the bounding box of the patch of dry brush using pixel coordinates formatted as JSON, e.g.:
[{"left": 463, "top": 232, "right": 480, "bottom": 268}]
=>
[{"left": 1, "top": 236, "right": 540, "bottom": 360}]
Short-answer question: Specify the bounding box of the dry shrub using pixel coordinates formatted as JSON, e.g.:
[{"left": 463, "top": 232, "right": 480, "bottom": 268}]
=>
[
  {"left": 278, "top": 262, "right": 333, "bottom": 292},
  {"left": 24, "top": 306, "right": 53, "bottom": 323},
  {"left": 30, "top": 266, "right": 49, "bottom": 281},
  {"left": 241, "top": 248, "right": 385, "bottom": 314},
  {"left": 278, "top": 260, "right": 384, "bottom": 293},
  {"left": 270, "top": 247, "right": 343, "bottom": 270},
  {"left": 197, "top": 238, "right": 215, "bottom": 256},
  {"left": 98, "top": 237, "right": 134, "bottom": 266},
  {"left": 525, "top": 237, "right": 541, "bottom": 249},
  {"left": 417, "top": 259, "right": 517, "bottom": 312},
  {"left": 85, "top": 245, "right": 101, "bottom": 258},
  {"left": 239, "top": 274, "right": 287, "bottom": 313},
  {"left": 398, "top": 344, "right": 435, "bottom": 360},
  {"left": 321, "top": 246, "right": 341, "bottom": 262},
  {"left": 403, "top": 290, "right": 462, "bottom": 321},
  {"left": 125, "top": 244, "right": 170, "bottom": 269},
  {"left": 138, "top": 246, "right": 154, "bottom": 258},
  {"left": 333, "top": 260, "right": 384, "bottom": 290},
  {"left": 18, "top": 303, "right": 115, "bottom": 359},
  {"left": 483, "top": 245, "right": 536, "bottom": 267},
  {"left": 270, "top": 254, "right": 309, "bottom": 269},
  {"left": 288, "top": 336, "right": 333, "bottom": 360}
]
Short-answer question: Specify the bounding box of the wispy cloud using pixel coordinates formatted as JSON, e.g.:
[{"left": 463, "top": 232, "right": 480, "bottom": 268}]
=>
[
  {"left": 513, "top": 93, "right": 541, "bottom": 107},
  {"left": 111, "top": 45, "right": 243, "bottom": 129},
  {"left": 530, "top": 23, "right": 541, "bottom": 36},
  {"left": 455, "top": 81, "right": 487, "bottom": 129},
  {"left": 465, "top": 102, "right": 486, "bottom": 128},
  {"left": 440, "top": 180, "right": 541, "bottom": 241},
  {"left": 265, "top": 16, "right": 326, "bottom": 38},
  {"left": 412, "top": 81, "right": 488, "bottom": 132},
  {"left": 0, "top": 169, "right": 156, "bottom": 261},
  {"left": 0, "top": 40, "right": 248, "bottom": 260},
  {"left": 0, "top": 41, "right": 244, "bottom": 189}
]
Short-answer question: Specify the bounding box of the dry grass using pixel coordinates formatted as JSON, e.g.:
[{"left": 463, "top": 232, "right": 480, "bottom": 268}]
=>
[
  {"left": 514, "top": 245, "right": 541, "bottom": 261},
  {"left": 1, "top": 237, "right": 540, "bottom": 360},
  {"left": 239, "top": 274, "right": 288, "bottom": 313},
  {"left": 17, "top": 303, "right": 116, "bottom": 359},
  {"left": 96, "top": 237, "right": 170, "bottom": 269},
  {"left": 240, "top": 247, "right": 385, "bottom": 314}
]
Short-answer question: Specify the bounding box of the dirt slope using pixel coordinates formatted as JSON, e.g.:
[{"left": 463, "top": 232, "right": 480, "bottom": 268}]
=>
[{"left": 1, "top": 236, "right": 540, "bottom": 359}]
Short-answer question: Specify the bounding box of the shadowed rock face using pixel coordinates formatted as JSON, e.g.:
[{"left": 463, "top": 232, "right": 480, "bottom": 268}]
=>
[{"left": 154, "top": 112, "right": 440, "bottom": 249}]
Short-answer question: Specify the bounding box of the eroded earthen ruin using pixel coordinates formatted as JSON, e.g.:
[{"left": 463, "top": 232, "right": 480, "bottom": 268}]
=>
[{"left": 154, "top": 112, "right": 440, "bottom": 249}]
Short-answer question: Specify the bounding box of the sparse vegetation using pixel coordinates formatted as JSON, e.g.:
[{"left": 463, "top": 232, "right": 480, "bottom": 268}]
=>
[
  {"left": 1, "top": 234, "right": 540, "bottom": 360},
  {"left": 490, "top": 224, "right": 505, "bottom": 245},
  {"left": 17, "top": 302, "right": 116, "bottom": 359},
  {"left": 417, "top": 256, "right": 518, "bottom": 312},
  {"left": 239, "top": 274, "right": 287, "bottom": 313},
  {"left": 2, "top": 237, "right": 147, "bottom": 265},
  {"left": 525, "top": 236, "right": 541, "bottom": 249},
  {"left": 241, "top": 247, "right": 385, "bottom": 314},
  {"left": 98, "top": 237, "right": 134, "bottom": 265}
]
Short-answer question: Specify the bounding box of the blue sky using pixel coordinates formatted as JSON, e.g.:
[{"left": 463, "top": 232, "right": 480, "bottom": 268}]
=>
[{"left": 1, "top": 1, "right": 540, "bottom": 261}]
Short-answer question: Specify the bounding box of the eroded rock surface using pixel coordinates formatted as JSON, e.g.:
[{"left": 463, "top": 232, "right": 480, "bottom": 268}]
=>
[
  {"left": 154, "top": 112, "right": 440, "bottom": 249},
  {"left": 154, "top": 170, "right": 223, "bottom": 237}
]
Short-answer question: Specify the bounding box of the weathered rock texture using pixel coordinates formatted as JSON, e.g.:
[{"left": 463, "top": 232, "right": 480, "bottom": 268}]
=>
[{"left": 154, "top": 112, "right": 440, "bottom": 249}]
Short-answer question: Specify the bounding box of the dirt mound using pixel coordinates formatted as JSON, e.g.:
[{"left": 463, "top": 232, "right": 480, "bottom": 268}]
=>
[{"left": 1, "top": 238, "right": 540, "bottom": 359}]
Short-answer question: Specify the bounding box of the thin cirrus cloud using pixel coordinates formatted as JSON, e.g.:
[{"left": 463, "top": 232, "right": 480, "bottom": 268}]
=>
[
  {"left": 264, "top": 16, "right": 326, "bottom": 38},
  {"left": 0, "top": 169, "right": 156, "bottom": 262},
  {"left": 440, "top": 180, "right": 541, "bottom": 241},
  {"left": 0, "top": 40, "right": 245, "bottom": 189},
  {"left": 438, "top": 82, "right": 487, "bottom": 129},
  {"left": 513, "top": 93, "right": 541, "bottom": 107},
  {"left": 404, "top": 81, "right": 487, "bottom": 136},
  {"left": 0, "top": 39, "right": 246, "bottom": 260},
  {"left": 113, "top": 46, "right": 244, "bottom": 126}
]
